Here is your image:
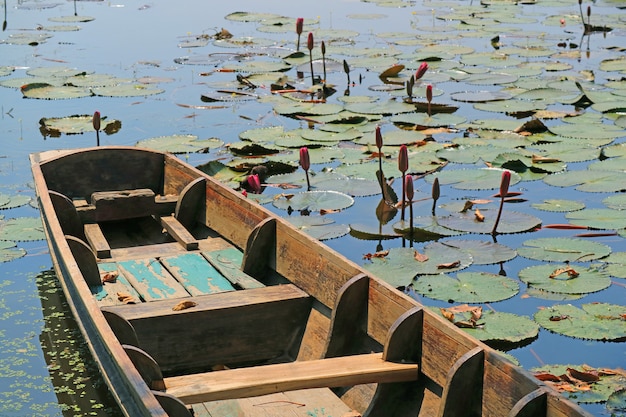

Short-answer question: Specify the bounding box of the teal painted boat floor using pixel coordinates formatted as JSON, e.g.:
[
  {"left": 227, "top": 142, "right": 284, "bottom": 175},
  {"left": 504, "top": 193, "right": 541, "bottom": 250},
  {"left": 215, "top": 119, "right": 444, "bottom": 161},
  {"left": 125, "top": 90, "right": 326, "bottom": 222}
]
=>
[{"left": 92, "top": 247, "right": 262, "bottom": 306}]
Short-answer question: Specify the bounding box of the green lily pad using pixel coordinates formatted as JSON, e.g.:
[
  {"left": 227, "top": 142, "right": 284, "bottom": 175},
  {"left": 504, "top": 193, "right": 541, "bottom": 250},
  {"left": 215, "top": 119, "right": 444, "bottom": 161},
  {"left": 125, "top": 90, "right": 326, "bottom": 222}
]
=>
[
  {"left": 543, "top": 170, "right": 626, "bottom": 193},
  {"left": 272, "top": 191, "right": 354, "bottom": 212},
  {"left": 364, "top": 244, "right": 472, "bottom": 287},
  {"left": 531, "top": 199, "right": 585, "bottom": 212},
  {"left": 315, "top": 177, "right": 380, "bottom": 197},
  {"left": 438, "top": 209, "right": 542, "bottom": 235},
  {"left": 39, "top": 114, "right": 121, "bottom": 137},
  {"left": 0, "top": 194, "right": 32, "bottom": 210},
  {"left": 284, "top": 216, "right": 350, "bottom": 241},
  {"left": 21, "top": 83, "right": 92, "bottom": 99},
  {"left": 517, "top": 237, "right": 611, "bottom": 262},
  {"left": 92, "top": 84, "right": 164, "bottom": 97},
  {"left": 0, "top": 217, "right": 45, "bottom": 241},
  {"left": 534, "top": 303, "right": 626, "bottom": 342},
  {"left": 533, "top": 364, "right": 626, "bottom": 404},
  {"left": 435, "top": 308, "right": 539, "bottom": 346},
  {"left": 565, "top": 208, "right": 626, "bottom": 230},
  {"left": 0, "top": 240, "right": 27, "bottom": 263},
  {"left": 519, "top": 263, "right": 611, "bottom": 295},
  {"left": 415, "top": 271, "right": 519, "bottom": 303},
  {"left": 437, "top": 239, "right": 517, "bottom": 264},
  {"left": 135, "top": 135, "right": 223, "bottom": 154},
  {"left": 426, "top": 168, "right": 521, "bottom": 190}
]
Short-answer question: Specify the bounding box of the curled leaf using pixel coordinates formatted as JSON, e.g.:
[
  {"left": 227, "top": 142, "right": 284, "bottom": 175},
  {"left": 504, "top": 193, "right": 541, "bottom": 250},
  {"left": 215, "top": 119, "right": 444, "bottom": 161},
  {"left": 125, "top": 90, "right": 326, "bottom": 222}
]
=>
[{"left": 173, "top": 300, "right": 198, "bottom": 311}]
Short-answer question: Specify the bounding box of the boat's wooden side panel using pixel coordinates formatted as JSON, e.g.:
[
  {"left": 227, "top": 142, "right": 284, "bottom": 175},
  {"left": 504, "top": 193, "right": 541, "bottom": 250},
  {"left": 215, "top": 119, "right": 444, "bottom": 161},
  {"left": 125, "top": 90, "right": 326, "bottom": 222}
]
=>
[{"left": 31, "top": 158, "right": 168, "bottom": 417}]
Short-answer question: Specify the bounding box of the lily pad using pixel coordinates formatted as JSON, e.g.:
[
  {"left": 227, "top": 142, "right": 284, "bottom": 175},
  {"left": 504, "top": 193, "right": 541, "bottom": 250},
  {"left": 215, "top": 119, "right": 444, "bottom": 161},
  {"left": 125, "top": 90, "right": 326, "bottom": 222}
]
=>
[
  {"left": 284, "top": 216, "right": 350, "bottom": 241},
  {"left": 519, "top": 263, "right": 611, "bottom": 295},
  {"left": 135, "top": 135, "right": 223, "bottom": 154},
  {"left": 272, "top": 191, "right": 354, "bottom": 212},
  {"left": 437, "top": 239, "right": 517, "bottom": 264},
  {"left": 92, "top": 84, "right": 164, "bottom": 97},
  {"left": 415, "top": 271, "right": 519, "bottom": 303},
  {"left": 517, "top": 237, "right": 611, "bottom": 262},
  {"left": 438, "top": 209, "right": 542, "bottom": 235},
  {"left": 21, "top": 83, "right": 92, "bottom": 99},
  {"left": 0, "top": 241, "right": 27, "bottom": 263},
  {"left": 0, "top": 217, "right": 45, "bottom": 241},
  {"left": 565, "top": 208, "right": 626, "bottom": 230},
  {"left": 39, "top": 114, "right": 121, "bottom": 137},
  {"left": 531, "top": 199, "right": 585, "bottom": 212},
  {"left": 534, "top": 303, "right": 626, "bottom": 341},
  {"left": 543, "top": 170, "right": 626, "bottom": 193}
]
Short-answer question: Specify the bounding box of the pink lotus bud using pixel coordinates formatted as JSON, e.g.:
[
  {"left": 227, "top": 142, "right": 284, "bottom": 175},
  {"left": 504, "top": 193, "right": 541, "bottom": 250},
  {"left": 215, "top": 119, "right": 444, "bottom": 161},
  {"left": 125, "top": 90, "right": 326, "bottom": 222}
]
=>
[
  {"left": 375, "top": 125, "right": 383, "bottom": 150},
  {"left": 432, "top": 177, "right": 440, "bottom": 201},
  {"left": 321, "top": 40, "right": 326, "bottom": 55},
  {"left": 398, "top": 144, "right": 408, "bottom": 173},
  {"left": 499, "top": 170, "right": 511, "bottom": 198},
  {"left": 93, "top": 111, "right": 101, "bottom": 131},
  {"left": 415, "top": 62, "right": 428, "bottom": 80},
  {"left": 300, "top": 147, "right": 310, "bottom": 171},
  {"left": 296, "top": 18, "right": 304, "bottom": 35},
  {"left": 426, "top": 84, "right": 433, "bottom": 103},
  {"left": 405, "top": 175, "right": 414, "bottom": 201},
  {"left": 587, "top": 5, "right": 590, "bottom": 17},
  {"left": 307, "top": 32, "right": 314, "bottom": 51},
  {"left": 247, "top": 174, "right": 262, "bottom": 193}
]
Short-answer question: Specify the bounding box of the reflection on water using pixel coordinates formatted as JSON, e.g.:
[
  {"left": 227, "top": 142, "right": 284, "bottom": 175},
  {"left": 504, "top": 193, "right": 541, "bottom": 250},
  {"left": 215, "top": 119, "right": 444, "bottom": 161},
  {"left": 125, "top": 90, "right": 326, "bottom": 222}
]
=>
[{"left": 0, "top": 0, "right": 625, "bottom": 415}]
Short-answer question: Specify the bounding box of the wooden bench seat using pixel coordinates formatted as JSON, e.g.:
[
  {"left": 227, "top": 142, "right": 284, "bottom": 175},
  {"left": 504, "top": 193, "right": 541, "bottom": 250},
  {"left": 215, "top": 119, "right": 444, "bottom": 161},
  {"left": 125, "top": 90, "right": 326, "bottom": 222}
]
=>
[
  {"left": 102, "top": 284, "right": 313, "bottom": 373},
  {"left": 164, "top": 352, "right": 419, "bottom": 404}
]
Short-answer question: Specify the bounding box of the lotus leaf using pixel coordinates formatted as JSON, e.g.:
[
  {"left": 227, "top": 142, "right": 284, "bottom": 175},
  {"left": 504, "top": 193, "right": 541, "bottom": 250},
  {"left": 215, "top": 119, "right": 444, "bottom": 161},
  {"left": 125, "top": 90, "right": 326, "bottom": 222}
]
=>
[
  {"left": 438, "top": 209, "right": 541, "bottom": 234},
  {"left": 21, "top": 83, "right": 92, "bottom": 99},
  {"left": 0, "top": 217, "right": 45, "bottom": 241},
  {"left": 517, "top": 237, "right": 611, "bottom": 262},
  {"left": 285, "top": 216, "right": 350, "bottom": 240},
  {"left": 92, "top": 84, "right": 164, "bottom": 97},
  {"left": 543, "top": 170, "right": 626, "bottom": 193},
  {"left": 39, "top": 114, "right": 121, "bottom": 137},
  {"left": 272, "top": 191, "right": 354, "bottom": 212},
  {"left": 425, "top": 168, "right": 521, "bottom": 190},
  {"left": 0, "top": 241, "right": 27, "bottom": 263},
  {"left": 534, "top": 303, "right": 626, "bottom": 342},
  {"left": 437, "top": 239, "right": 517, "bottom": 264},
  {"left": 601, "top": 252, "right": 626, "bottom": 279},
  {"left": 315, "top": 177, "right": 380, "bottom": 197},
  {"left": 393, "top": 216, "right": 464, "bottom": 242},
  {"left": 532, "top": 363, "right": 626, "bottom": 404},
  {"left": 519, "top": 263, "right": 611, "bottom": 294},
  {"left": 565, "top": 208, "right": 626, "bottom": 230},
  {"left": 415, "top": 271, "right": 519, "bottom": 303},
  {"left": 531, "top": 199, "right": 585, "bottom": 212},
  {"left": 135, "top": 135, "right": 223, "bottom": 154},
  {"left": 349, "top": 223, "right": 401, "bottom": 241}
]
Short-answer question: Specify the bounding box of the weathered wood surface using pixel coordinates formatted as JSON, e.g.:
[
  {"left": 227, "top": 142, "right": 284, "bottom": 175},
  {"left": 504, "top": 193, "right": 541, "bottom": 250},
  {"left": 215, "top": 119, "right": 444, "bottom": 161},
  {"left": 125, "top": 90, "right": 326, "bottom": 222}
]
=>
[
  {"left": 84, "top": 223, "right": 111, "bottom": 258},
  {"left": 160, "top": 215, "right": 198, "bottom": 251},
  {"left": 165, "top": 353, "right": 419, "bottom": 404},
  {"left": 91, "top": 188, "right": 156, "bottom": 222},
  {"left": 103, "top": 284, "right": 312, "bottom": 373},
  {"left": 160, "top": 252, "right": 235, "bottom": 296},
  {"left": 49, "top": 190, "right": 86, "bottom": 241},
  {"left": 174, "top": 177, "right": 205, "bottom": 230},
  {"left": 202, "top": 248, "right": 265, "bottom": 289}
]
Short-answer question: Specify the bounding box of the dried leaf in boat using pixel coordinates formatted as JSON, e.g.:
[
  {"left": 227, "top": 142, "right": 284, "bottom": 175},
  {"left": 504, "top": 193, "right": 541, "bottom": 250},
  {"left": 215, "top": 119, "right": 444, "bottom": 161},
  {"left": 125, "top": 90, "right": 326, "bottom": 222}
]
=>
[{"left": 172, "top": 300, "right": 198, "bottom": 311}]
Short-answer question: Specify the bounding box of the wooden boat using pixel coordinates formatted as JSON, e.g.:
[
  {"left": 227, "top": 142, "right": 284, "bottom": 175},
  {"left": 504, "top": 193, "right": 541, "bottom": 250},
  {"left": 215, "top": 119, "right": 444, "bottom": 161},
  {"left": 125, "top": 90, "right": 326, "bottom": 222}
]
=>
[{"left": 30, "top": 146, "right": 592, "bottom": 417}]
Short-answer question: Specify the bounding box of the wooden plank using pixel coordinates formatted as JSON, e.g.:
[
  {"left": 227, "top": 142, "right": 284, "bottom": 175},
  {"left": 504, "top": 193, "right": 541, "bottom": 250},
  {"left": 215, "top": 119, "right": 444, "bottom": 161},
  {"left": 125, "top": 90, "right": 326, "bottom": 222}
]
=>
[
  {"left": 117, "top": 258, "right": 190, "bottom": 301},
  {"left": 164, "top": 353, "right": 419, "bottom": 404},
  {"left": 200, "top": 388, "right": 353, "bottom": 417},
  {"left": 93, "top": 262, "right": 143, "bottom": 306},
  {"left": 160, "top": 215, "right": 198, "bottom": 251},
  {"left": 84, "top": 223, "right": 111, "bottom": 258},
  {"left": 202, "top": 248, "right": 264, "bottom": 289},
  {"left": 160, "top": 252, "right": 235, "bottom": 296},
  {"left": 91, "top": 188, "right": 156, "bottom": 222},
  {"left": 103, "top": 284, "right": 312, "bottom": 373}
]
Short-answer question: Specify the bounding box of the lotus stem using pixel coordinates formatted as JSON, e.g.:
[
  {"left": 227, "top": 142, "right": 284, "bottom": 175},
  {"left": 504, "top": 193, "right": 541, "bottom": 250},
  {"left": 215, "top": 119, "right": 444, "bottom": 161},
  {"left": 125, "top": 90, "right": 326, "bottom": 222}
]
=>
[
  {"left": 307, "top": 32, "right": 315, "bottom": 85},
  {"left": 300, "top": 146, "right": 311, "bottom": 191},
  {"left": 398, "top": 144, "right": 408, "bottom": 221},
  {"left": 491, "top": 170, "right": 511, "bottom": 235},
  {"left": 92, "top": 110, "right": 101, "bottom": 146},
  {"left": 296, "top": 18, "right": 303, "bottom": 51},
  {"left": 405, "top": 175, "right": 414, "bottom": 246},
  {"left": 375, "top": 124, "right": 383, "bottom": 178}
]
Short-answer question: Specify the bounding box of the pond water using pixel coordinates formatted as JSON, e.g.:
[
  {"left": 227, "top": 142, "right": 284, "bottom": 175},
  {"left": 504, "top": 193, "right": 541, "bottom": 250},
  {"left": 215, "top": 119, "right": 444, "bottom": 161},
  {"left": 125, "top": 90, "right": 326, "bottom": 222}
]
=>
[{"left": 1, "top": 0, "right": 625, "bottom": 415}]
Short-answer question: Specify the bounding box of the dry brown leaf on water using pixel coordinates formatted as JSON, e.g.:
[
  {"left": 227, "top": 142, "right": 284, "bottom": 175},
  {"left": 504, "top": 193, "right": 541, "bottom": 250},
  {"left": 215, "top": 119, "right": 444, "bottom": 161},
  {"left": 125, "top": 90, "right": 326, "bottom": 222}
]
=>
[
  {"left": 379, "top": 64, "right": 405, "bottom": 78},
  {"left": 172, "top": 300, "right": 198, "bottom": 311},
  {"left": 532, "top": 154, "right": 561, "bottom": 164},
  {"left": 100, "top": 271, "right": 118, "bottom": 283},
  {"left": 413, "top": 249, "right": 429, "bottom": 262},
  {"left": 567, "top": 367, "right": 600, "bottom": 383},
  {"left": 549, "top": 266, "right": 579, "bottom": 279},
  {"left": 320, "top": 208, "right": 340, "bottom": 215},
  {"left": 474, "top": 208, "right": 485, "bottom": 222},
  {"left": 363, "top": 250, "right": 389, "bottom": 260},
  {"left": 438, "top": 260, "right": 461, "bottom": 269},
  {"left": 117, "top": 292, "right": 137, "bottom": 304},
  {"left": 534, "top": 372, "right": 561, "bottom": 382},
  {"left": 440, "top": 308, "right": 455, "bottom": 322}
]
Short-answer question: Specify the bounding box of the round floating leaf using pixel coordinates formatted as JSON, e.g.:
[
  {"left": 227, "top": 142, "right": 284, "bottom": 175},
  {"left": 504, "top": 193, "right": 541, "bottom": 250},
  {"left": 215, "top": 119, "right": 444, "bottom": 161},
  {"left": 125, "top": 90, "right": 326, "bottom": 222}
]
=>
[
  {"left": 531, "top": 199, "right": 585, "bottom": 212},
  {"left": 315, "top": 177, "right": 380, "bottom": 197},
  {"left": 21, "top": 83, "right": 92, "bottom": 99},
  {"left": 437, "top": 239, "right": 517, "bottom": 264},
  {"left": 393, "top": 216, "right": 464, "bottom": 242},
  {"left": 0, "top": 217, "right": 45, "bottom": 241},
  {"left": 517, "top": 237, "right": 611, "bottom": 262},
  {"left": 450, "top": 90, "right": 512, "bottom": 103},
  {"left": 534, "top": 303, "right": 626, "bottom": 342},
  {"left": 92, "top": 84, "right": 164, "bottom": 97},
  {"left": 364, "top": 245, "right": 471, "bottom": 287},
  {"left": 284, "top": 216, "right": 350, "bottom": 241},
  {"left": 39, "top": 114, "right": 121, "bottom": 136},
  {"left": 48, "top": 15, "right": 95, "bottom": 23},
  {"left": 602, "top": 252, "right": 626, "bottom": 279},
  {"left": 519, "top": 263, "right": 611, "bottom": 295},
  {"left": 0, "top": 240, "right": 27, "bottom": 263},
  {"left": 344, "top": 99, "right": 415, "bottom": 115},
  {"left": 565, "top": 208, "right": 626, "bottom": 230},
  {"left": 543, "top": 170, "right": 626, "bottom": 193},
  {"left": 349, "top": 223, "right": 401, "bottom": 241},
  {"left": 426, "top": 168, "right": 521, "bottom": 190},
  {"left": 415, "top": 271, "right": 519, "bottom": 303},
  {"left": 135, "top": 135, "right": 223, "bottom": 154},
  {"left": 0, "top": 194, "right": 32, "bottom": 210},
  {"left": 272, "top": 191, "right": 354, "bottom": 212},
  {"left": 438, "top": 209, "right": 542, "bottom": 235}
]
